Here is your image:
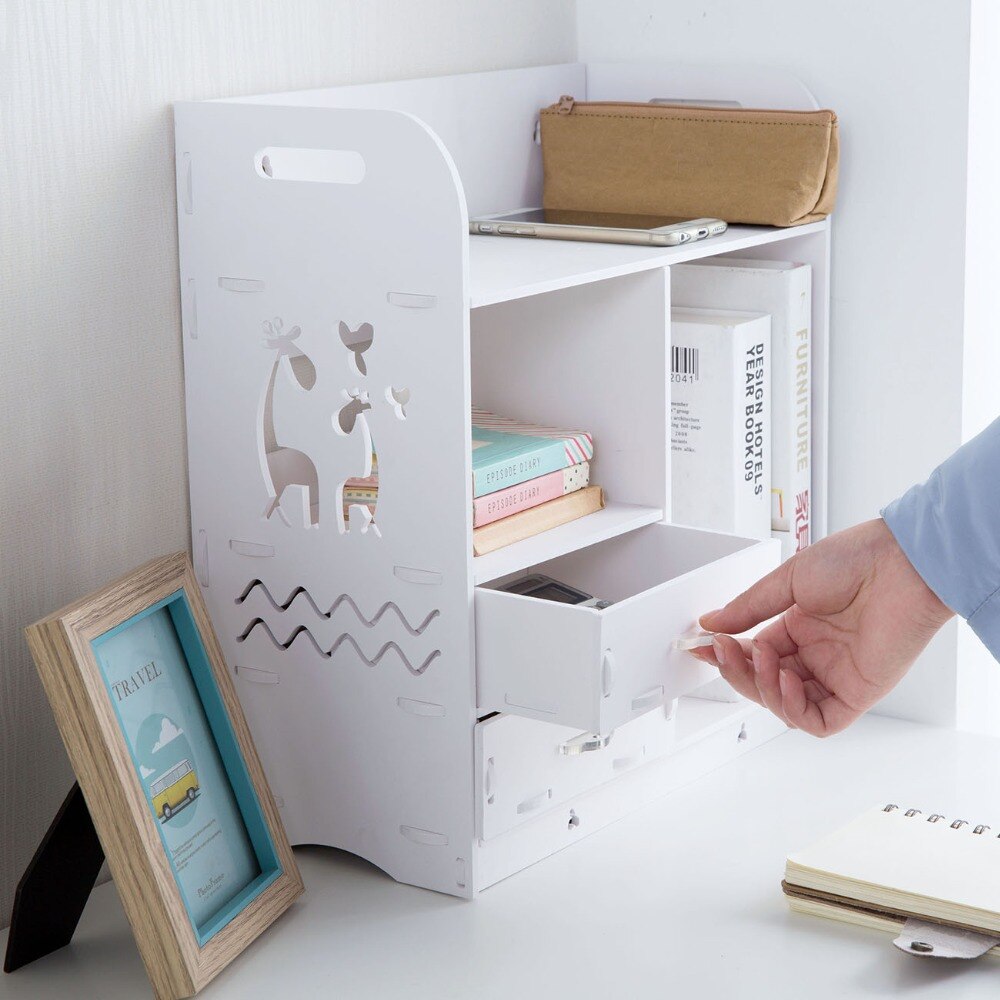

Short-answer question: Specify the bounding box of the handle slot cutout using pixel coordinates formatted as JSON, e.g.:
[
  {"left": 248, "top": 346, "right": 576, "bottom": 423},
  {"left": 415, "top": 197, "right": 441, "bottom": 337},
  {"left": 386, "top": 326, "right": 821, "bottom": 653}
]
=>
[{"left": 255, "top": 147, "right": 366, "bottom": 185}]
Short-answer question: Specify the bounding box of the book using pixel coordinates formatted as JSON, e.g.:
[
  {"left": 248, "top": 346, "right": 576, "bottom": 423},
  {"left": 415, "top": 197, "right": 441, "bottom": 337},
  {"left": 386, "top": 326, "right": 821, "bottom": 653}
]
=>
[
  {"left": 472, "top": 486, "right": 605, "bottom": 556},
  {"left": 784, "top": 804, "right": 1000, "bottom": 943},
  {"left": 473, "top": 462, "right": 590, "bottom": 527},
  {"left": 340, "top": 410, "right": 593, "bottom": 524},
  {"left": 670, "top": 307, "right": 771, "bottom": 541},
  {"left": 672, "top": 259, "right": 811, "bottom": 559},
  {"left": 471, "top": 408, "right": 593, "bottom": 498}
]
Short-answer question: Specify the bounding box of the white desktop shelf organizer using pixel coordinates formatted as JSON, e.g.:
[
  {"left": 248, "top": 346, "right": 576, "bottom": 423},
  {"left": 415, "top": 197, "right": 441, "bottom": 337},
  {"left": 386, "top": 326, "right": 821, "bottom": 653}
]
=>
[{"left": 174, "top": 62, "right": 831, "bottom": 897}]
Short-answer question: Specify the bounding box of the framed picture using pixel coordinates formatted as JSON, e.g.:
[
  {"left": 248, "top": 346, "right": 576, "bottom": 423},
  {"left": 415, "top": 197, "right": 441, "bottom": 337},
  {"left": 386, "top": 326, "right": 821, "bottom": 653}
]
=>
[{"left": 25, "top": 552, "right": 303, "bottom": 999}]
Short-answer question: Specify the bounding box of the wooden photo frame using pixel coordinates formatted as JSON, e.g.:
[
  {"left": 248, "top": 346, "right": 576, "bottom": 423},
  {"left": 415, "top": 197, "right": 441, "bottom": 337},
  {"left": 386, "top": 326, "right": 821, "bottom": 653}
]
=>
[{"left": 24, "top": 552, "right": 303, "bottom": 999}]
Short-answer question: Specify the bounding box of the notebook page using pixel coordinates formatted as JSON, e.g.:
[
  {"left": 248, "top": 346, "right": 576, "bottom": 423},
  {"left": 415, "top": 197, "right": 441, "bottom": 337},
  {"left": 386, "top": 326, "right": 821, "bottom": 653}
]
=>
[{"left": 787, "top": 806, "right": 1000, "bottom": 929}]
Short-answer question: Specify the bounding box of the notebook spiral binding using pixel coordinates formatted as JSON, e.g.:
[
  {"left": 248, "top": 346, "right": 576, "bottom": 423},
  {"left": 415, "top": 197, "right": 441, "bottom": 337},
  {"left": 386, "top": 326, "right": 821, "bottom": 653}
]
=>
[{"left": 883, "top": 803, "right": 993, "bottom": 837}]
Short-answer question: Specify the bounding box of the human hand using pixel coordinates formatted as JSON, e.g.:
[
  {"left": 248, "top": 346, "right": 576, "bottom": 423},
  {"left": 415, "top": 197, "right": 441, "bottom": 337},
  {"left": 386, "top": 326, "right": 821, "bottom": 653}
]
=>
[{"left": 690, "top": 518, "right": 953, "bottom": 737}]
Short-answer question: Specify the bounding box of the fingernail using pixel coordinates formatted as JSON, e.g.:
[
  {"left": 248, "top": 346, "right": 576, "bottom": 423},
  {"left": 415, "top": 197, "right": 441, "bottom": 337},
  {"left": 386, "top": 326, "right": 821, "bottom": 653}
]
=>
[
  {"left": 712, "top": 637, "right": 725, "bottom": 665},
  {"left": 779, "top": 669, "right": 789, "bottom": 696},
  {"left": 700, "top": 609, "right": 723, "bottom": 626},
  {"left": 751, "top": 642, "right": 761, "bottom": 672}
]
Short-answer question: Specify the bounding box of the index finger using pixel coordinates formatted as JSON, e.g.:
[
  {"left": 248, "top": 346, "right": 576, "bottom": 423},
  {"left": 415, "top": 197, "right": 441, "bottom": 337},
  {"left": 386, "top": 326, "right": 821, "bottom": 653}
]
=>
[{"left": 699, "top": 558, "right": 796, "bottom": 635}]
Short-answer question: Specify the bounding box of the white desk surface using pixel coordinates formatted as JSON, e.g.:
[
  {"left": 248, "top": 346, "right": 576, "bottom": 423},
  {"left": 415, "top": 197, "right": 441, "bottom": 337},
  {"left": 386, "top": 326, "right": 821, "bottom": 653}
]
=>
[{"left": 5, "top": 713, "right": 1000, "bottom": 999}]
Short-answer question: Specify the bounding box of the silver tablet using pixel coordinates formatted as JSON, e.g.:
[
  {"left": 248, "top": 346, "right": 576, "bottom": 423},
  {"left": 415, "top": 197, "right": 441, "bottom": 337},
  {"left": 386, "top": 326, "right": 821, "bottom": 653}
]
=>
[{"left": 470, "top": 208, "right": 727, "bottom": 247}]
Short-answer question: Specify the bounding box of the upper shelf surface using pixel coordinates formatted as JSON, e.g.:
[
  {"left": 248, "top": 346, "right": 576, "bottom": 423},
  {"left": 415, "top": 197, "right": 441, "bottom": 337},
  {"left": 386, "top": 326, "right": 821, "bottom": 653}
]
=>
[{"left": 469, "top": 221, "right": 828, "bottom": 308}]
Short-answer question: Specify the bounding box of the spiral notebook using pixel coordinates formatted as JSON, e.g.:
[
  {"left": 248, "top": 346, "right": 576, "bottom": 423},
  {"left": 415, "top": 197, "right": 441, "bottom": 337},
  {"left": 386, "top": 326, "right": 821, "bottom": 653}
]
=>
[{"left": 784, "top": 804, "right": 1000, "bottom": 947}]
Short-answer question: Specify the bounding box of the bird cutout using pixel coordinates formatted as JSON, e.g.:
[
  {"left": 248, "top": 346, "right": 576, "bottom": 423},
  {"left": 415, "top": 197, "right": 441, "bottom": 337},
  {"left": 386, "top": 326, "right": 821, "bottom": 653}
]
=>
[
  {"left": 334, "top": 390, "right": 378, "bottom": 535},
  {"left": 385, "top": 385, "right": 410, "bottom": 420},
  {"left": 259, "top": 318, "right": 320, "bottom": 526},
  {"left": 339, "top": 321, "right": 374, "bottom": 376}
]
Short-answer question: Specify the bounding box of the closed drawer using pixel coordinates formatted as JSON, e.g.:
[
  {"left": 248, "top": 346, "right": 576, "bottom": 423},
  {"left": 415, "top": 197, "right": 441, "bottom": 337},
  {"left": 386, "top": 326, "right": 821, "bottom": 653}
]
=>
[
  {"left": 475, "top": 705, "right": 677, "bottom": 841},
  {"left": 475, "top": 523, "right": 778, "bottom": 733}
]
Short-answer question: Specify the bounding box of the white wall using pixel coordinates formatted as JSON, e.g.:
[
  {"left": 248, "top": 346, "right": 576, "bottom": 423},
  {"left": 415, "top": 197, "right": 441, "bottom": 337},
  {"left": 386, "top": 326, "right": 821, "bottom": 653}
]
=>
[
  {"left": 0, "top": 0, "right": 575, "bottom": 930},
  {"left": 578, "top": 0, "right": 977, "bottom": 726},
  {"left": 956, "top": 0, "right": 1000, "bottom": 733}
]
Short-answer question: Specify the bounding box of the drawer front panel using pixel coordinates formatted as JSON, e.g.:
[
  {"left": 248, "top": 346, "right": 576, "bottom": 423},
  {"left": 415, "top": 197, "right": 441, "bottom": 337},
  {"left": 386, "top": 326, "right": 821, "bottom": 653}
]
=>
[
  {"left": 476, "top": 523, "right": 779, "bottom": 733},
  {"left": 596, "top": 535, "right": 778, "bottom": 730},
  {"left": 475, "top": 706, "right": 677, "bottom": 841}
]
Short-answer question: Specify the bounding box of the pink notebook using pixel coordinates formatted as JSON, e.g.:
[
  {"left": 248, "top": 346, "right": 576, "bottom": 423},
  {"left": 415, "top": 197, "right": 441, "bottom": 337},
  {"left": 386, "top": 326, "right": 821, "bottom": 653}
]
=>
[{"left": 473, "top": 462, "right": 590, "bottom": 527}]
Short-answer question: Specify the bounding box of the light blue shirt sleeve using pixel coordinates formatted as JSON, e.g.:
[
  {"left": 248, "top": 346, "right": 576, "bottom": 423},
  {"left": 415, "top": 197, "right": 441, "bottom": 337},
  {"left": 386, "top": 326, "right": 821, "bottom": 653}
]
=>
[{"left": 881, "top": 417, "right": 1000, "bottom": 660}]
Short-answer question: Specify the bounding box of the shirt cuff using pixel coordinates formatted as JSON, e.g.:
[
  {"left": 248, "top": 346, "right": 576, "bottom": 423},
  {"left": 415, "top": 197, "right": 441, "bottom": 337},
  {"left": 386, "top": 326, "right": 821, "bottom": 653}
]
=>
[
  {"left": 880, "top": 470, "right": 969, "bottom": 617},
  {"left": 969, "top": 587, "right": 1000, "bottom": 658}
]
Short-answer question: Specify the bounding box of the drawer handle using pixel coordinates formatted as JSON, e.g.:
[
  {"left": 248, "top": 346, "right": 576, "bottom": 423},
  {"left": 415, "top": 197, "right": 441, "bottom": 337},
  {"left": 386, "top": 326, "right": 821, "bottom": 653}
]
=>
[
  {"left": 601, "top": 651, "right": 615, "bottom": 698},
  {"left": 559, "top": 731, "right": 613, "bottom": 756},
  {"left": 485, "top": 757, "right": 496, "bottom": 805},
  {"left": 516, "top": 788, "right": 553, "bottom": 815},
  {"left": 630, "top": 686, "right": 664, "bottom": 713}
]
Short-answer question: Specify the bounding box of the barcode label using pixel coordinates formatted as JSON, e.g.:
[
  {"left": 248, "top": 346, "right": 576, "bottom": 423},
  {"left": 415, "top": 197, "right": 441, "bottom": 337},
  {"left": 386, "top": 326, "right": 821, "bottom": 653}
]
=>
[{"left": 671, "top": 346, "right": 700, "bottom": 379}]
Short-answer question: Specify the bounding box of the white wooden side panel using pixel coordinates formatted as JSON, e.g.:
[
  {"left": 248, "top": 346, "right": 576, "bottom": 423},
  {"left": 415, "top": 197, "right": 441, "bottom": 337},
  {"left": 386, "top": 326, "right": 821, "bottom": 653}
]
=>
[
  {"left": 221, "top": 63, "right": 586, "bottom": 218},
  {"left": 175, "top": 102, "right": 476, "bottom": 896}
]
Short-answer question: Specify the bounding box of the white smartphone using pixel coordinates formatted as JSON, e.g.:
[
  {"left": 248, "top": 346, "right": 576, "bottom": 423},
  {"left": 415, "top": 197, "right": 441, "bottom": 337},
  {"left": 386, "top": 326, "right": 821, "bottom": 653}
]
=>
[{"left": 470, "top": 207, "right": 728, "bottom": 247}]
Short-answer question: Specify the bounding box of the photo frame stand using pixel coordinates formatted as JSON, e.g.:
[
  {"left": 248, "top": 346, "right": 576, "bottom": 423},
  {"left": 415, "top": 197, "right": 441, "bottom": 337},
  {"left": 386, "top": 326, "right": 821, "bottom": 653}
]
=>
[{"left": 3, "top": 783, "right": 105, "bottom": 974}]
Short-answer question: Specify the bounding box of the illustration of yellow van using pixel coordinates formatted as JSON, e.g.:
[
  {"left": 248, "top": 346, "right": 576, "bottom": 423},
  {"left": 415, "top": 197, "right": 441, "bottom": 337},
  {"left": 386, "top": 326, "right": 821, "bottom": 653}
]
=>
[{"left": 150, "top": 759, "right": 199, "bottom": 821}]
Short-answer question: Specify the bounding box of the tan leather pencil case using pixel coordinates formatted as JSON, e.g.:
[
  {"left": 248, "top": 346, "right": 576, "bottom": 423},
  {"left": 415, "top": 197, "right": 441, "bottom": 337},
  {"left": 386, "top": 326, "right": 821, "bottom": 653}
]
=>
[{"left": 540, "top": 96, "right": 839, "bottom": 228}]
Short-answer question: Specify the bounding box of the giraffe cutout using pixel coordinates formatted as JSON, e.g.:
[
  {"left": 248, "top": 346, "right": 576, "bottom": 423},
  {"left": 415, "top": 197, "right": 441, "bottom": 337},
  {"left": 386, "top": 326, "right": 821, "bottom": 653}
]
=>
[
  {"left": 259, "top": 318, "right": 319, "bottom": 527},
  {"left": 334, "top": 390, "right": 379, "bottom": 536}
]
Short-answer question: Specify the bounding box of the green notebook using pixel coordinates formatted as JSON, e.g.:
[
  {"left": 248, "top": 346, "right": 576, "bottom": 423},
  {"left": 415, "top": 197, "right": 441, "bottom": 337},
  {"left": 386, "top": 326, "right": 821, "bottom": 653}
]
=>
[{"left": 471, "top": 408, "right": 594, "bottom": 498}]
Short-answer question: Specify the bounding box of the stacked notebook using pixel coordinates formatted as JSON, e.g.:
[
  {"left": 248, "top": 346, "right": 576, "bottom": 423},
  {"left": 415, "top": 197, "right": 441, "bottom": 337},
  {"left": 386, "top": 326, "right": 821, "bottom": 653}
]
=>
[
  {"left": 342, "top": 409, "right": 601, "bottom": 553},
  {"left": 470, "top": 408, "right": 600, "bottom": 555},
  {"left": 784, "top": 803, "right": 1000, "bottom": 952}
]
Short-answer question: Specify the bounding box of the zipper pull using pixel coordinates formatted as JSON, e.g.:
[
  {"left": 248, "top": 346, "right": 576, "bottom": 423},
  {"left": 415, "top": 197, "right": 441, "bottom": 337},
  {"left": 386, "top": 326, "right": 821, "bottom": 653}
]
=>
[{"left": 557, "top": 94, "right": 575, "bottom": 115}]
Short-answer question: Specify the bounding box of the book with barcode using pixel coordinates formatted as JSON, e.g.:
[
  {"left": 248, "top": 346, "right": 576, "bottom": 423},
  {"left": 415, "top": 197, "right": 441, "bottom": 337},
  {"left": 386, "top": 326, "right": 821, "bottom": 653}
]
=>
[
  {"left": 472, "top": 486, "right": 605, "bottom": 556},
  {"left": 473, "top": 462, "right": 590, "bottom": 527},
  {"left": 673, "top": 259, "right": 811, "bottom": 559},
  {"left": 471, "top": 408, "right": 594, "bottom": 498},
  {"left": 784, "top": 804, "right": 1000, "bottom": 947},
  {"left": 670, "top": 307, "right": 771, "bottom": 540}
]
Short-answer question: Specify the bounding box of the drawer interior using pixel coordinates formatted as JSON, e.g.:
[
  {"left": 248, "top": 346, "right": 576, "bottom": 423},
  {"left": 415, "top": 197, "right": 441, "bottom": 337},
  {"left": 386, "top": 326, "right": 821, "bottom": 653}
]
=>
[{"left": 525, "top": 522, "right": 760, "bottom": 605}]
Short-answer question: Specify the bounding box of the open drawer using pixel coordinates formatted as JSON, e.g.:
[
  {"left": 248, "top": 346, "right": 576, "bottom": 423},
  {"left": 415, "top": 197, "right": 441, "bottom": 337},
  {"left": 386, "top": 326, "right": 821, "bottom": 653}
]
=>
[{"left": 475, "top": 523, "right": 779, "bottom": 733}]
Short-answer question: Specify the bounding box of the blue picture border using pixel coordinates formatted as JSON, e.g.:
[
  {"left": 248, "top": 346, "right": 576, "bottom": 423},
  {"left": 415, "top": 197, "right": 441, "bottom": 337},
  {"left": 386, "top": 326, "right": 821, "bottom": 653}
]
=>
[{"left": 91, "top": 589, "right": 282, "bottom": 945}]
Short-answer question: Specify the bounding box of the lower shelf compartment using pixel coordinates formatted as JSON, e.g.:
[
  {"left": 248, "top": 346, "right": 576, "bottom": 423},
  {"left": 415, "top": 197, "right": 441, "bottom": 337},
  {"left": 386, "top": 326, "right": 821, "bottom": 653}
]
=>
[
  {"left": 474, "top": 697, "right": 788, "bottom": 892},
  {"left": 475, "top": 703, "right": 678, "bottom": 841}
]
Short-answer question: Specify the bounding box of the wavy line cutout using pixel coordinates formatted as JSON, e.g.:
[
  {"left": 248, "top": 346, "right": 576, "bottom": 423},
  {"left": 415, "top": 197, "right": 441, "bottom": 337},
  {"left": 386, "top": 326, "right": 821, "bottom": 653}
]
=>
[
  {"left": 236, "top": 579, "right": 438, "bottom": 636},
  {"left": 237, "top": 618, "right": 440, "bottom": 676}
]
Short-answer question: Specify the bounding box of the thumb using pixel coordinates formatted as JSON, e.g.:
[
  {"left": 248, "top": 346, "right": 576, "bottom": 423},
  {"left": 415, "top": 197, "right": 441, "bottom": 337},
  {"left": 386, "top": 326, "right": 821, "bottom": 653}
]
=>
[{"left": 700, "top": 557, "right": 796, "bottom": 634}]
